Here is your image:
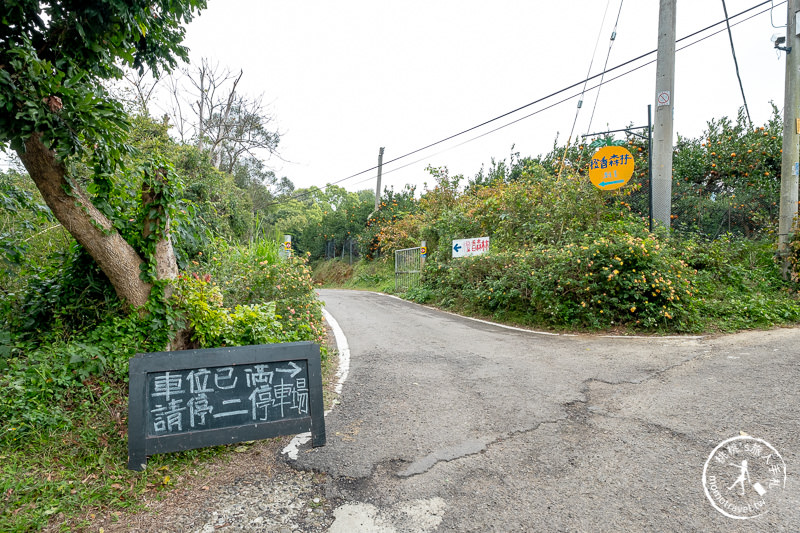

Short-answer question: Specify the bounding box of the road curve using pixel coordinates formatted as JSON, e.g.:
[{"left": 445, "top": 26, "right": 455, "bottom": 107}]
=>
[{"left": 291, "top": 289, "right": 800, "bottom": 532}]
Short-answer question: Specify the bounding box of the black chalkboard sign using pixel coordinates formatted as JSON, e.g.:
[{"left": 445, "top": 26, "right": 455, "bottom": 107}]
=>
[{"left": 127, "top": 342, "right": 325, "bottom": 471}]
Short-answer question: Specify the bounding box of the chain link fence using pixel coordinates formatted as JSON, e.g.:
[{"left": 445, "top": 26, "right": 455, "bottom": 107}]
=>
[
  {"left": 324, "top": 238, "right": 360, "bottom": 263},
  {"left": 624, "top": 172, "right": 778, "bottom": 240}
]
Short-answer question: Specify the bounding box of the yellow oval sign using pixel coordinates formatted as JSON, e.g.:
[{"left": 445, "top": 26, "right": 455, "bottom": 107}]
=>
[{"left": 588, "top": 145, "right": 635, "bottom": 191}]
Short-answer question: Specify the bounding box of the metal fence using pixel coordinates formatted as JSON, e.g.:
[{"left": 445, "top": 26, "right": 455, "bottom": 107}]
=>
[
  {"left": 325, "top": 238, "right": 359, "bottom": 263},
  {"left": 325, "top": 239, "right": 337, "bottom": 259},
  {"left": 624, "top": 175, "right": 778, "bottom": 240},
  {"left": 395, "top": 247, "right": 422, "bottom": 292}
]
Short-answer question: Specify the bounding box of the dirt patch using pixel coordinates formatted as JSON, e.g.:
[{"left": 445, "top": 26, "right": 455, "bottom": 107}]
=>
[
  {"left": 88, "top": 438, "right": 335, "bottom": 533},
  {"left": 311, "top": 260, "right": 354, "bottom": 286}
]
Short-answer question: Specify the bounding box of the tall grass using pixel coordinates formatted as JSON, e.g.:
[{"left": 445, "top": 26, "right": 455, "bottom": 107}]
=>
[{"left": 249, "top": 214, "right": 285, "bottom": 262}]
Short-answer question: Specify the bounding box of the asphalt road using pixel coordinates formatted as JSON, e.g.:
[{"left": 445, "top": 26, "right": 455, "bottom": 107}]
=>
[{"left": 291, "top": 289, "right": 800, "bottom": 532}]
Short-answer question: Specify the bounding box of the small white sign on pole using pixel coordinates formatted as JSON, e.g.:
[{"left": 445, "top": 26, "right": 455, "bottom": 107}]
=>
[{"left": 452, "top": 236, "right": 490, "bottom": 258}]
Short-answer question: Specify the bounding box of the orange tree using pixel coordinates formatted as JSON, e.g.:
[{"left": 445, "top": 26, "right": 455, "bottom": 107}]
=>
[
  {"left": 669, "top": 108, "right": 782, "bottom": 237},
  {"left": 532, "top": 109, "right": 783, "bottom": 239}
]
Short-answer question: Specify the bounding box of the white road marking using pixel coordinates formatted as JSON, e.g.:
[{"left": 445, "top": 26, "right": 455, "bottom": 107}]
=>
[
  {"left": 380, "top": 292, "right": 703, "bottom": 340},
  {"left": 282, "top": 307, "right": 351, "bottom": 460}
]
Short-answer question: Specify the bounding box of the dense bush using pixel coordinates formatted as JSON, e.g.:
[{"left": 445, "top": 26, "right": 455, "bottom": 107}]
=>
[
  {"left": 686, "top": 235, "right": 800, "bottom": 329},
  {"left": 187, "top": 238, "right": 326, "bottom": 346},
  {"left": 9, "top": 244, "right": 119, "bottom": 339},
  {"left": 341, "top": 108, "right": 799, "bottom": 334},
  {"left": 361, "top": 184, "right": 419, "bottom": 259},
  {"left": 422, "top": 218, "right": 697, "bottom": 330},
  {"left": 0, "top": 307, "right": 169, "bottom": 438},
  {"left": 1, "top": 240, "right": 325, "bottom": 443},
  {"left": 172, "top": 275, "right": 291, "bottom": 347}
]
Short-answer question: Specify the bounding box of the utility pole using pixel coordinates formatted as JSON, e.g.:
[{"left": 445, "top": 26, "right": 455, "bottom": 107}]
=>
[
  {"left": 779, "top": 0, "right": 800, "bottom": 277},
  {"left": 375, "top": 147, "right": 385, "bottom": 212},
  {"left": 652, "top": 0, "right": 677, "bottom": 229}
]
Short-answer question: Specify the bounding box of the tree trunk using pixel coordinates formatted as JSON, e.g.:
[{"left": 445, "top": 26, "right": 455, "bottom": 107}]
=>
[
  {"left": 142, "top": 166, "right": 186, "bottom": 350},
  {"left": 17, "top": 133, "right": 153, "bottom": 309},
  {"left": 142, "top": 167, "right": 179, "bottom": 292}
]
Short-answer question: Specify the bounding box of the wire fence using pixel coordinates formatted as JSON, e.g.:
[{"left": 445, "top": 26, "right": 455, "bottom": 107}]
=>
[
  {"left": 324, "top": 238, "right": 360, "bottom": 263},
  {"left": 624, "top": 172, "right": 778, "bottom": 240},
  {"left": 394, "top": 247, "right": 422, "bottom": 292}
]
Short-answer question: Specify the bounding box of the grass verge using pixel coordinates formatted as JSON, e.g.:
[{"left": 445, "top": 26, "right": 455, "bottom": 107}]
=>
[
  {"left": 1, "top": 277, "right": 337, "bottom": 531},
  {"left": 1, "top": 343, "right": 339, "bottom": 533},
  {"left": 312, "top": 258, "right": 394, "bottom": 293}
]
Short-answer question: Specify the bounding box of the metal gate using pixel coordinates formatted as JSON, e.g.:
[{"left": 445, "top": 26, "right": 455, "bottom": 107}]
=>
[{"left": 395, "top": 247, "right": 421, "bottom": 292}]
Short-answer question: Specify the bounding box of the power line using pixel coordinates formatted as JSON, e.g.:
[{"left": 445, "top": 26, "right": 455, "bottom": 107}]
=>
[
  {"left": 468, "top": 5, "right": 776, "bottom": 147},
  {"left": 586, "top": 0, "right": 626, "bottom": 135},
  {"left": 360, "top": 4, "right": 778, "bottom": 189},
  {"left": 266, "top": 0, "right": 777, "bottom": 207},
  {"left": 771, "top": 0, "right": 787, "bottom": 27},
  {"left": 271, "top": 1, "right": 777, "bottom": 206},
  {"left": 721, "top": 0, "right": 753, "bottom": 125},
  {"left": 556, "top": 0, "right": 614, "bottom": 177},
  {"left": 376, "top": 2, "right": 777, "bottom": 186}
]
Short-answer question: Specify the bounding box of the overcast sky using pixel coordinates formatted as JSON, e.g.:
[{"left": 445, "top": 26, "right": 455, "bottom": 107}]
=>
[
  {"left": 4, "top": 1, "right": 791, "bottom": 195},
  {"left": 173, "top": 0, "right": 790, "bottom": 194}
]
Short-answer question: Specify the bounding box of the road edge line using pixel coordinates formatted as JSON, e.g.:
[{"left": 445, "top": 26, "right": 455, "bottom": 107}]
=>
[
  {"left": 379, "top": 292, "right": 704, "bottom": 340},
  {"left": 323, "top": 307, "right": 351, "bottom": 396},
  {"left": 281, "top": 307, "right": 351, "bottom": 460}
]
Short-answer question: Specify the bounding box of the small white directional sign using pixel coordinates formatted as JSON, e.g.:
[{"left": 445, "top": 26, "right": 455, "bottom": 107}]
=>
[{"left": 452, "top": 236, "right": 490, "bottom": 258}]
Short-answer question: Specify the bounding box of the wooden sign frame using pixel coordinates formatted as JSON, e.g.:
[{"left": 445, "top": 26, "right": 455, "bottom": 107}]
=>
[{"left": 128, "top": 342, "right": 325, "bottom": 471}]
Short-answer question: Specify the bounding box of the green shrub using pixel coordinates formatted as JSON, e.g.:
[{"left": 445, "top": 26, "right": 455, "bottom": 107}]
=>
[
  {"left": 531, "top": 220, "right": 696, "bottom": 329},
  {"left": 9, "top": 243, "right": 119, "bottom": 339},
  {"left": 423, "top": 218, "right": 697, "bottom": 330},
  {"left": 686, "top": 235, "right": 800, "bottom": 330},
  {"left": 171, "top": 274, "right": 290, "bottom": 347},
  {"left": 187, "top": 238, "right": 325, "bottom": 346},
  {"left": 0, "top": 308, "right": 166, "bottom": 439}
]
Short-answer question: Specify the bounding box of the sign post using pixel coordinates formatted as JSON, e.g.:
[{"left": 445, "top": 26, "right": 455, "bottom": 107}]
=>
[
  {"left": 128, "top": 342, "right": 325, "bottom": 471},
  {"left": 280, "top": 235, "right": 292, "bottom": 259},
  {"left": 582, "top": 108, "right": 652, "bottom": 229}
]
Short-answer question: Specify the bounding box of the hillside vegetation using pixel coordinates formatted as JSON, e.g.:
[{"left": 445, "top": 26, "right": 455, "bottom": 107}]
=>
[
  {"left": 306, "top": 109, "right": 800, "bottom": 334},
  {"left": 1, "top": 2, "right": 797, "bottom": 526},
  {"left": 3, "top": 101, "right": 798, "bottom": 529},
  {"left": 0, "top": 116, "right": 323, "bottom": 530}
]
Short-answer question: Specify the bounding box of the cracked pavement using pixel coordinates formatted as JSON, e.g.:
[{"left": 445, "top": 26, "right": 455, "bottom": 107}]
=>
[{"left": 291, "top": 290, "right": 800, "bottom": 532}]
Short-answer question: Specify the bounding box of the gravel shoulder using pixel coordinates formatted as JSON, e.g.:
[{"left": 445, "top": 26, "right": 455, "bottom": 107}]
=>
[{"left": 95, "top": 438, "right": 336, "bottom": 533}]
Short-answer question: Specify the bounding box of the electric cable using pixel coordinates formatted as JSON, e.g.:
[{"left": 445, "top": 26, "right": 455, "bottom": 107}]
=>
[
  {"left": 722, "top": 0, "right": 753, "bottom": 125},
  {"left": 556, "top": 0, "right": 613, "bottom": 178},
  {"left": 358, "top": 2, "right": 777, "bottom": 188},
  {"left": 571, "top": 0, "right": 626, "bottom": 178},
  {"left": 586, "top": 0, "right": 626, "bottom": 135},
  {"left": 771, "top": 0, "right": 787, "bottom": 27},
  {"left": 266, "top": 0, "right": 779, "bottom": 207}
]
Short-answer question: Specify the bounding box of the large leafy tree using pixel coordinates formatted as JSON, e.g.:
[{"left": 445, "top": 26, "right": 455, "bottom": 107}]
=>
[{"left": 0, "top": 0, "right": 206, "bottom": 308}]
